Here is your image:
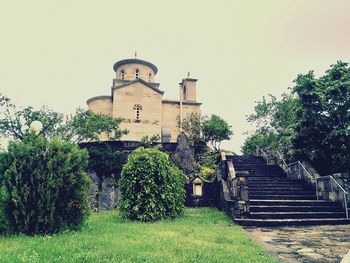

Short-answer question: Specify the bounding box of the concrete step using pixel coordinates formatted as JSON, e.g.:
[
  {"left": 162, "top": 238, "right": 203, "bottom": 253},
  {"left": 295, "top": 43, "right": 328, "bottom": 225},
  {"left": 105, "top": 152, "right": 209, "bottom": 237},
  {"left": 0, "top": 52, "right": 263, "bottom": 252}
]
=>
[
  {"left": 249, "top": 199, "right": 335, "bottom": 206},
  {"left": 228, "top": 156, "right": 265, "bottom": 163},
  {"left": 249, "top": 205, "right": 343, "bottom": 212},
  {"left": 247, "top": 177, "right": 294, "bottom": 182},
  {"left": 249, "top": 182, "right": 308, "bottom": 185},
  {"left": 249, "top": 185, "right": 311, "bottom": 189},
  {"left": 235, "top": 170, "right": 284, "bottom": 174},
  {"left": 234, "top": 169, "right": 283, "bottom": 172},
  {"left": 248, "top": 186, "right": 310, "bottom": 190},
  {"left": 249, "top": 194, "right": 317, "bottom": 200},
  {"left": 243, "top": 173, "right": 285, "bottom": 177},
  {"left": 249, "top": 188, "right": 315, "bottom": 196},
  {"left": 234, "top": 165, "right": 282, "bottom": 168},
  {"left": 234, "top": 218, "right": 350, "bottom": 227},
  {"left": 249, "top": 211, "right": 345, "bottom": 219}
]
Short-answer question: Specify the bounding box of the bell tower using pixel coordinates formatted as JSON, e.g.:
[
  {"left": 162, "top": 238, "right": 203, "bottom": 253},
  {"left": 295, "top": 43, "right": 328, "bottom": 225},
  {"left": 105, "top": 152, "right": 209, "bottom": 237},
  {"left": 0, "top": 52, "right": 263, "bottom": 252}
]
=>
[{"left": 180, "top": 73, "right": 198, "bottom": 102}]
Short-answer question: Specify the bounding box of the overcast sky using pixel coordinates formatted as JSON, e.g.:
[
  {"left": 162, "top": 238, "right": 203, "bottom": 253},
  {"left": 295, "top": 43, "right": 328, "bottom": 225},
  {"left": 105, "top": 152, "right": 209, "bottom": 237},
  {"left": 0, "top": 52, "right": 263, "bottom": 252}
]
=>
[{"left": 1, "top": 0, "right": 349, "bottom": 153}]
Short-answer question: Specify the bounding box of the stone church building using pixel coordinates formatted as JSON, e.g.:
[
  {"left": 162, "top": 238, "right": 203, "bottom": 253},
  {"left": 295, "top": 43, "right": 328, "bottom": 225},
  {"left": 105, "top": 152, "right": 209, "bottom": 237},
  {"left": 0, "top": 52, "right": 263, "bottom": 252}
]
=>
[{"left": 87, "top": 58, "right": 201, "bottom": 142}]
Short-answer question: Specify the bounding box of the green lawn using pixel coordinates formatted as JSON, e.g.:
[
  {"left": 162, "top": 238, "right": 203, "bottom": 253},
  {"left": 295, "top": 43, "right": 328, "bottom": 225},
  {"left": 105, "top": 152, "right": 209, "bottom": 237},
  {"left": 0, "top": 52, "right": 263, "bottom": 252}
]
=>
[{"left": 0, "top": 208, "right": 275, "bottom": 263}]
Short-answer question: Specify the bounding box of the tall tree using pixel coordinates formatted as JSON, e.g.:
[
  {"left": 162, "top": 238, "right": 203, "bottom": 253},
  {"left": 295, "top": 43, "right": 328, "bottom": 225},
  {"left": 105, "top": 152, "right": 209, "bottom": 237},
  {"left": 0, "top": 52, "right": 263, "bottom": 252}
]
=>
[
  {"left": 243, "top": 61, "right": 350, "bottom": 174},
  {"left": 202, "top": 114, "right": 232, "bottom": 151},
  {"left": 182, "top": 113, "right": 207, "bottom": 158},
  {"left": 245, "top": 93, "right": 298, "bottom": 159},
  {"left": 293, "top": 61, "right": 350, "bottom": 174}
]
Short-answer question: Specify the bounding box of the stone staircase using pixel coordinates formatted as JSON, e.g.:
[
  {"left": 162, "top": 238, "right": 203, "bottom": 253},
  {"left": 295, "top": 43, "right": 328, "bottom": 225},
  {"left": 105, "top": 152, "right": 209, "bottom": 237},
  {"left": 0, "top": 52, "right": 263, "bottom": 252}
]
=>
[{"left": 226, "top": 155, "right": 350, "bottom": 226}]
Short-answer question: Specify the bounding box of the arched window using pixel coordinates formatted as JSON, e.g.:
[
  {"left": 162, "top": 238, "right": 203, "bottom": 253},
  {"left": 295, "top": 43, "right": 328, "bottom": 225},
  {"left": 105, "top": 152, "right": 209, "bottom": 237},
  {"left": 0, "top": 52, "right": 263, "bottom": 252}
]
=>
[
  {"left": 133, "top": 104, "right": 143, "bottom": 121},
  {"left": 148, "top": 73, "right": 152, "bottom": 82},
  {"left": 121, "top": 70, "right": 125, "bottom": 80},
  {"left": 135, "top": 68, "right": 139, "bottom": 79}
]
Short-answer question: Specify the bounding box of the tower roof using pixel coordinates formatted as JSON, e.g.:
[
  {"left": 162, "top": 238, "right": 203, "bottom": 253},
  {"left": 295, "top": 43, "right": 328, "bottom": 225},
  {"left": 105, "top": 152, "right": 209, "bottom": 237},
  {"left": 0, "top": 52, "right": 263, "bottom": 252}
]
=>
[{"left": 113, "top": 59, "right": 158, "bottom": 74}]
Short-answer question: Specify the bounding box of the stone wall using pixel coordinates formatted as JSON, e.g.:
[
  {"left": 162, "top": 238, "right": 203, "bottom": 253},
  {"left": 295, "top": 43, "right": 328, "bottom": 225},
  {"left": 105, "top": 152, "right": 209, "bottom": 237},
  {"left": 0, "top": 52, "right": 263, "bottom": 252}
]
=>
[
  {"left": 88, "top": 170, "right": 119, "bottom": 211},
  {"left": 316, "top": 173, "right": 350, "bottom": 208}
]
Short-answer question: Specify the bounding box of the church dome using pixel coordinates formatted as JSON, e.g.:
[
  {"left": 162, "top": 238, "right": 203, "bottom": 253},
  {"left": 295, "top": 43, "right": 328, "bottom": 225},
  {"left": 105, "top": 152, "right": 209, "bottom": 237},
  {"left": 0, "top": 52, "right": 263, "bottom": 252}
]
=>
[
  {"left": 113, "top": 58, "right": 158, "bottom": 82},
  {"left": 113, "top": 59, "right": 158, "bottom": 75}
]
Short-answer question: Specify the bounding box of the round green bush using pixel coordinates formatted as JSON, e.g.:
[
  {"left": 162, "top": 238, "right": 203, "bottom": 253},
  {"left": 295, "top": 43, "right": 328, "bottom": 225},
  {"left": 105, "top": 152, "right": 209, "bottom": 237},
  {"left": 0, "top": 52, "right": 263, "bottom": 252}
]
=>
[
  {"left": 119, "top": 147, "right": 185, "bottom": 222},
  {"left": 0, "top": 134, "right": 91, "bottom": 235}
]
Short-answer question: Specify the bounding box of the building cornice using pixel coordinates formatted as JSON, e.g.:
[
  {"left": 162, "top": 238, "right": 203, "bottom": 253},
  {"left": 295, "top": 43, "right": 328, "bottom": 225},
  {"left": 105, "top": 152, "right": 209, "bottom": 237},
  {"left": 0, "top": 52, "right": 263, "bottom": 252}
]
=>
[{"left": 162, "top": 99, "right": 202, "bottom": 106}]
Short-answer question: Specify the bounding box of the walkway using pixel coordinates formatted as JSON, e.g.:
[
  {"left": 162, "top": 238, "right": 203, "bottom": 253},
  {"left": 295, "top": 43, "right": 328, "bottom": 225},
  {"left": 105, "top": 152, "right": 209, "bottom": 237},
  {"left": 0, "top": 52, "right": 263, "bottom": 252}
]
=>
[{"left": 244, "top": 224, "right": 350, "bottom": 263}]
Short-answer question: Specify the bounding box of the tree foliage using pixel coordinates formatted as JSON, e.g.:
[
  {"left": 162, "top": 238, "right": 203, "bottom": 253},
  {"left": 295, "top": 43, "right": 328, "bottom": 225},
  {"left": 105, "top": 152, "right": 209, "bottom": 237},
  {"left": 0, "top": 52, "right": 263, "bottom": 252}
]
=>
[
  {"left": 293, "top": 61, "right": 350, "bottom": 174},
  {"left": 86, "top": 144, "right": 127, "bottom": 179},
  {"left": 243, "top": 61, "right": 350, "bottom": 174},
  {"left": 0, "top": 134, "right": 91, "bottom": 235},
  {"left": 196, "top": 148, "right": 220, "bottom": 181},
  {"left": 61, "top": 109, "right": 128, "bottom": 143},
  {"left": 202, "top": 114, "right": 233, "bottom": 151},
  {"left": 241, "top": 128, "right": 278, "bottom": 156},
  {"left": 119, "top": 148, "right": 185, "bottom": 222},
  {"left": 140, "top": 134, "right": 161, "bottom": 148},
  {"left": 182, "top": 113, "right": 207, "bottom": 158},
  {"left": 244, "top": 94, "right": 298, "bottom": 158},
  {"left": 0, "top": 94, "right": 64, "bottom": 141},
  {"left": 182, "top": 113, "right": 232, "bottom": 154},
  {"left": 0, "top": 94, "right": 128, "bottom": 144}
]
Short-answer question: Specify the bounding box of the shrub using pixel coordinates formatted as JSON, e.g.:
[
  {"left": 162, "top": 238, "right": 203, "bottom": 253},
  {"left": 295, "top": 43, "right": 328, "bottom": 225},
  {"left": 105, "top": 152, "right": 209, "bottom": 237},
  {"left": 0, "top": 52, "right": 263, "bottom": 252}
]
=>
[
  {"left": 0, "top": 134, "right": 91, "bottom": 235},
  {"left": 200, "top": 148, "right": 220, "bottom": 168},
  {"left": 119, "top": 148, "right": 185, "bottom": 222},
  {"left": 197, "top": 166, "right": 216, "bottom": 181}
]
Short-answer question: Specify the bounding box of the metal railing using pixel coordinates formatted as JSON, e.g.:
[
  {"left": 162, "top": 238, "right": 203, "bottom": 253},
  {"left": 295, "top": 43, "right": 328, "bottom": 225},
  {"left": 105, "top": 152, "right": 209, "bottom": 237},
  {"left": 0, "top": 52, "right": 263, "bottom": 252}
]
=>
[
  {"left": 274, "top": 150, "right": 289, "bottom": 173},
  {"left": 287, "top": 161, "right": 315, "bottom": 180},
  {"left": 287, "top": 161, "right": 320, "bottom": 199},
  {"left": 315, "top": 175, "right": 349, "bottom": 219},
  {"left": 255, "top": 147, "right": 349, "bottom": 219},
  {"left": 256, "top": 147, "right": 271, "bottom": 164}
]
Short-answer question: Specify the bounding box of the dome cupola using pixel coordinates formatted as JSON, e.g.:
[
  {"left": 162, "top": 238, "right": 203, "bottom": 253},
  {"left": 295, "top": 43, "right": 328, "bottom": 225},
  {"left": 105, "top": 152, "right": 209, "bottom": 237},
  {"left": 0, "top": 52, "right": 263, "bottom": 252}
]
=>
[{"left": 113, "top": 58, "right": 158, "bottom": 82}]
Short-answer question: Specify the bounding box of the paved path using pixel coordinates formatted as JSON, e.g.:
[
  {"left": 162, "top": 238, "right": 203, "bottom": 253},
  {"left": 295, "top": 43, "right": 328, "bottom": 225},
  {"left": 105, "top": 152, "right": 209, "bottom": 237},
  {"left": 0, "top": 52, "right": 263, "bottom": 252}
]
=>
[{"left": 244, "top": 224, "right": 350, "bottom": 263}]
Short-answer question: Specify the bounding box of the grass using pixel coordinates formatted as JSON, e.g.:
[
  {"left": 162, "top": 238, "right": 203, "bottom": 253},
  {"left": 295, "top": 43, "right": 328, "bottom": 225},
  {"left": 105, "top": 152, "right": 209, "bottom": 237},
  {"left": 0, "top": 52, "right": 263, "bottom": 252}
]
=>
[{"left": 0, "top": 208, "right": 275, "bottom": 263}]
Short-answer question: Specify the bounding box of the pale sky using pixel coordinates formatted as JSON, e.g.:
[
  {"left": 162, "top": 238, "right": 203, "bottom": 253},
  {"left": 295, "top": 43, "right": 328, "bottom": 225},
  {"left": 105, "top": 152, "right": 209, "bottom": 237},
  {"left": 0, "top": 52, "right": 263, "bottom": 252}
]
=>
[{"left": 1, "top": 0, "right": 349, "bottom": 153}]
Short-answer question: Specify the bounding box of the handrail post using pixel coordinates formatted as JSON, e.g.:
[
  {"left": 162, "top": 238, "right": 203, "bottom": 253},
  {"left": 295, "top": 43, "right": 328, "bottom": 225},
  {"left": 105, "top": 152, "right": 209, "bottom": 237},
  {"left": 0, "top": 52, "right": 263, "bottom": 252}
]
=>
[
  {"left": 256, "top": 147, "right": 269, "bottom": 165},
  {"left": 316, "top": 178, "right": 319, "bottom": 200},
  {"left": 344, "top": 192, "right": 349, "bottom": 219},
  {"left": 330, "top": 178, "right": 333, "bottom": 193}
]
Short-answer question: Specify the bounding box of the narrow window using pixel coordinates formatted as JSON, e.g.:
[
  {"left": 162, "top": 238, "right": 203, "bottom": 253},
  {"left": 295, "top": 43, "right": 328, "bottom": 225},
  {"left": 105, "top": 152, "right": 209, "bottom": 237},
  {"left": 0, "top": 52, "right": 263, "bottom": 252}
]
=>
[
  {"left": 135, "top": 68, "right": 139, "bottom": 79},
  {"left": 133, "top": 104, "right": 143, "bottom": 121},
  {"left": 183, "top": 86, "right": 187, "bottom": 100},
  {"left": 194, "top": 183, "right": 202, "bottom": 196},
  {"left": 149, "top": 73, "right": 152, "bottom": 82},
  {"left": 121, "top": 70, "right": 125, "bottom": 80},
  {"left": 193, "top": 178, "right": 203, "bottom": 197}
]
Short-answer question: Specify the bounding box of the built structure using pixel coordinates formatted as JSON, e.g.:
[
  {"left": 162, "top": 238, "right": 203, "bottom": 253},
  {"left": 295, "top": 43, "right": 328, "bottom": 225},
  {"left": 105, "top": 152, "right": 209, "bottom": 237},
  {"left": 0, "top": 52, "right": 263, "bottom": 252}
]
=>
[{"left": 87, "top": 58, "right": 201, "bottom": 142}]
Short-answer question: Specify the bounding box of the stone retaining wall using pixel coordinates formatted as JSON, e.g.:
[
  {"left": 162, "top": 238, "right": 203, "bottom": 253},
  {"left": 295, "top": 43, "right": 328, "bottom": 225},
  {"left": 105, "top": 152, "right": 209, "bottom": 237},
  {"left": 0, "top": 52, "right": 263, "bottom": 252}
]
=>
[{"left": 317, "top": 173, "right": 350, "bottom": 207}]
